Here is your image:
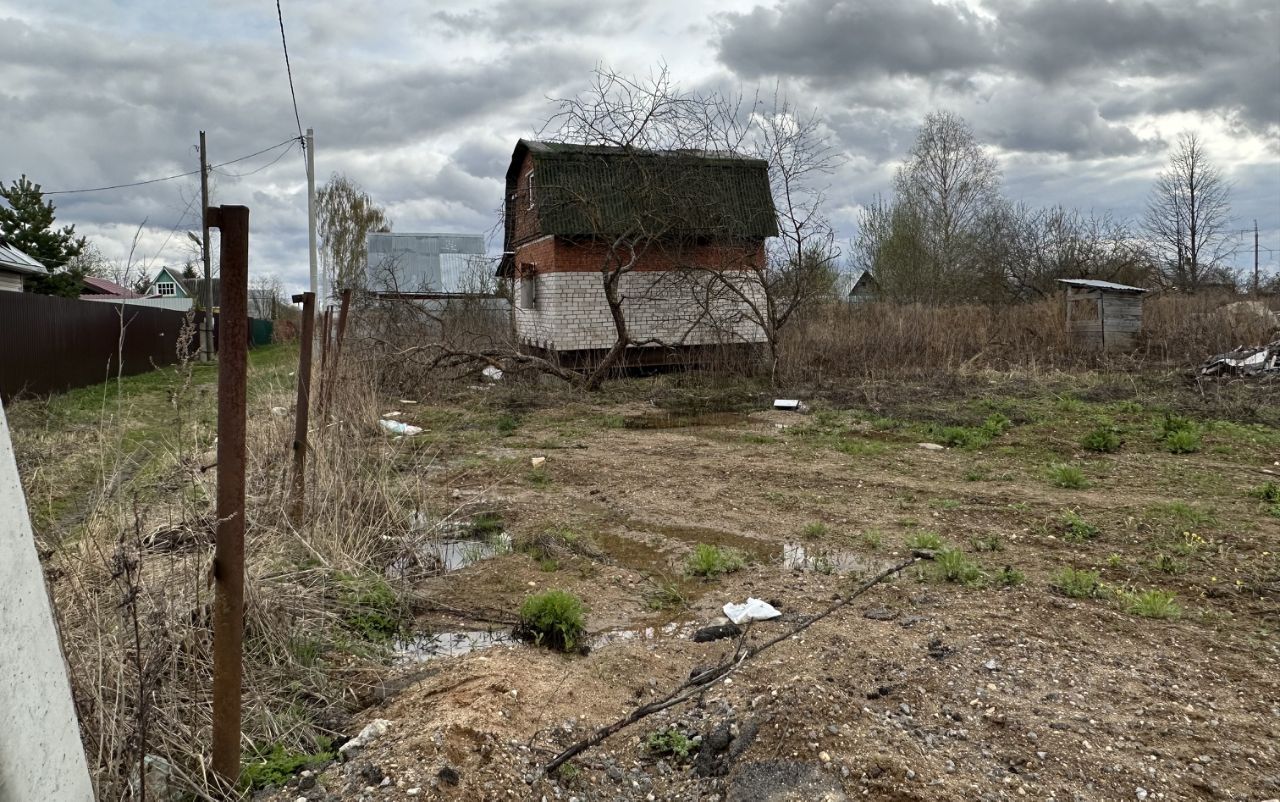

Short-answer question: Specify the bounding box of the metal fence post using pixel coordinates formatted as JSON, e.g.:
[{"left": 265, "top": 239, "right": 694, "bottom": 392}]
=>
[
  {"left": 206, "top": 205, "right": 249, "bottom": 787},
  {"left": 320, "top": 289, "right": 352, "bottom": 417},
  {"left": 289, "top": 292, "right": 315, "bottom": 523}
]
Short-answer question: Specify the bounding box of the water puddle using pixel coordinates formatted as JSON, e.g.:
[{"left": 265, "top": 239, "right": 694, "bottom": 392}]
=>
[
  {"left": 386, "top": 533, "right": 511, "bottom": 579},
  {"left": 394, "top": 629, "right": 517, "bottom": 663},
  {"left": 622, "top": 412, "right": 750, "bottom": 430},
  {"left": 781, "top": 542, "right": 891, "bottom": 576}
]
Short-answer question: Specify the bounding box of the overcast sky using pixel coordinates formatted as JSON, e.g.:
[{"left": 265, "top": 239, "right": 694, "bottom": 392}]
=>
[{"left": 2, "top": 0, "right": 1277, "bottom": 293}]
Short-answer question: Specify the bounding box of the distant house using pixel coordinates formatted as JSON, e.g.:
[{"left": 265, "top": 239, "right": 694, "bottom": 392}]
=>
[
  {"left": 497, "top": 139, "right": 776, "bottom": 359},
  {"left": 841, "top": 270, "right": 879, "bottom": 303},
  {"left": 365, "top": 233, "right": 491, "bottom": 296},
  {"left": 0, "top": 236, "right": 45, "bottom": 292},
  {"left": 80, "top": 276, "right": 143, "bottom": 300},
  {"left": 143, "top": 267, "right": 219, "bottom": 311}
]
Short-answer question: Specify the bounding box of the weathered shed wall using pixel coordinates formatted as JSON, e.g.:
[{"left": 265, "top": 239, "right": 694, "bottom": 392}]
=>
[{"left": 1065, "top": 287, "right": 1144, "bottom": 349}]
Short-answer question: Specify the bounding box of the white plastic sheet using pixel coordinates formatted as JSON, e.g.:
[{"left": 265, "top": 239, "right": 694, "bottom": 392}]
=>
[{"left": 722, "top": 597, "right": 782, "bottom": 624}]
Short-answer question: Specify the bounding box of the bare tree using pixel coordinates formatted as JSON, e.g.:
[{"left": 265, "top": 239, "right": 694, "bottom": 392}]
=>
[
  {"left": 1144, "top": 132, "right": 1233, "bottom": 291},
  {"left": 317, "top": 173, "right": 391, "bottom": 300},
  {"left": 1000, "top": 205, "right": 1154, "bottom": 299}
]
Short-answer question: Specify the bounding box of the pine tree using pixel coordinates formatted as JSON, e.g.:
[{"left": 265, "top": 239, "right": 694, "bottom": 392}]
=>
[{"left": 0, "top": 175, "right": 88, "bottom": 296}]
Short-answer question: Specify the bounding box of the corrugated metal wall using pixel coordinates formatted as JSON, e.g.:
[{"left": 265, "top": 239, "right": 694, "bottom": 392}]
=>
[{"left": 366, "top": 233, "right": 489, "bottom": 294}]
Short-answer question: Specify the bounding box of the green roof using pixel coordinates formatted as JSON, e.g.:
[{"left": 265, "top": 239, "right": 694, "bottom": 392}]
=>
[{"left": 506, "top": 139, "right": 778, "bottom": 243}]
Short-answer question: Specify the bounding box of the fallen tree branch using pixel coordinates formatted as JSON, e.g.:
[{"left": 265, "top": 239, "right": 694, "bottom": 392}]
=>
[{"left": 542, "top": 550, "right": 933, "bottom": 773}]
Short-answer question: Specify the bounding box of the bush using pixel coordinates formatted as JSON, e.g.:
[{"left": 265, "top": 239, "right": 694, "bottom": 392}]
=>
[
  {"left": 1060, "top": 509, "right": 1099, "bottom": 542},
  {"left": 1124, "top": 589, "right": 1181, "bottom": 619},
  {"left": 516, "top": 590, "right": 586, "bottom": 652},
  {"left": 685, "top": 543, "right": 748, "bottom": 577},
  {"left": 1163, "top": 428, "right": 1201, "bottom": 454},
  {"left": 1054, "top": 567, "right": 1101, "bottom": 598},
  {"left": 993, "top": 565, "right": 1025, "bottom": 587},
  {"left": 1081, "top": 425, "right": 1122, "bottom": 453},
  {"left": 1048, "top": 463, "right": 1088, "bottom": 489}
]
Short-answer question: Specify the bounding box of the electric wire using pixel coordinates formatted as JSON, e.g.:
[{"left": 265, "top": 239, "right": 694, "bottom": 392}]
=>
[{"left": 44, "top": 137, "right": 301, "bottom": 195}]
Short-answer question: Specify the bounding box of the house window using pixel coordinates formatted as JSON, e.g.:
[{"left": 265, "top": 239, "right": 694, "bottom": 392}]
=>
[
  {"left": 519, "top": 264, "right": 537, "bottom": 309},
  {"left": 526, "top": 169, "right": 536, "bottom": 209},
  {"left": 156, "top": 282, "right": 176, "bottom": 297}
]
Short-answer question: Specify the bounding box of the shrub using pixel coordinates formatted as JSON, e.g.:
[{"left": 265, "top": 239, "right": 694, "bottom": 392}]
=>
[
  {"left": 685, "top": 543, "right": 748, "bottom": 577},
  {"left": 516, "top": 590, "right": 586, "bottom": 652},
  {"left": 1054, "top": 567, "right": 1101, "bottom": 598},
  {"left": 1163, "top": 428, "right": 1201, "bottom": 454},
  {"left": 1081, "top": 425, "right": 1122, "bottom": 453},
  {"left": 933, "top": 548, "right": 984, "bottom": 585},
  {"left": 906, "top": 531, "right": 945, "bottom": 551},
  {"left": 1124, "top": 589, "right": 1181, "bottom": 619},
  {"left": 980, "top": 413, "right": 1012, "bottom": 438},
  {"left": 993, "top": 565, "right": 1025, "bottom": 587},
  {"left": 1048, "top": 463, "right": 1088, "bottom": 489},
  {"left": 645, "top": 728, "right": 698, "bottom": 759},
  {"left": 802, "top": 521, "right": 829, "bottom": 540},
  {"left": 1060, "top": 509, "right": 1099, "bottom": 542}
]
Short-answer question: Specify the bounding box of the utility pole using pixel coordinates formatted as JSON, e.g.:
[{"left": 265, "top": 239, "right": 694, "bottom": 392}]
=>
[
  {"left": 1254, "top": 220, "right": 1260, "bottom": 294},
  {"left": 199, "top": 131, "right": 214, "bottom": 361},
  {"left": 306, "top": 128, "right": 319, "bottom": 303}
]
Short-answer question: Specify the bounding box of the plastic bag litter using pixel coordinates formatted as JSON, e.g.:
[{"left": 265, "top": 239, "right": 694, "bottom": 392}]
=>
[
  {"left": 723, "top": 597, "right": 782, "bottom": 624},
  {"left": 378, "top": 419, "right": 423, "bottom": 436},
  {"left": 481, "top": 365, "right": 504, "bottom": 382}
]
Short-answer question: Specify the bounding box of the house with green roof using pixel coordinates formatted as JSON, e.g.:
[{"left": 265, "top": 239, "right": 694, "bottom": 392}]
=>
[{"left": 498, "top": 139, "right": 776, "bottom": 361}]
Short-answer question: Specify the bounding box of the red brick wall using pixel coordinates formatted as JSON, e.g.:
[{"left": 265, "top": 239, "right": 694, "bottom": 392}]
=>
[
  {"left": 510, "top": 152, "right": 540, "bottom": 246},
  {"left": 535, "top": 239, "right": 766, "bottom": 275}
]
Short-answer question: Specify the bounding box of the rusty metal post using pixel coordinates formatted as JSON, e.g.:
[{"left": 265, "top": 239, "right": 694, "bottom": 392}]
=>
[
  {"left": 320, "top": 289, "right": 353, "bottom": 417},
  {"left": 318, "top": 308, "right": 332, "bottom": 409},
  {"left": 289, "top": 292, "right": 315, "bottom": 523},
  {"left": 207, "top": 205, "right": 249, "bottom": 787}
]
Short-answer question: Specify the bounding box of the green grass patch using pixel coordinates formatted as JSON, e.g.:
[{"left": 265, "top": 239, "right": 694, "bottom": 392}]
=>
[
  {"left": 335, "top": 572, "right": 403, "bottom": 642},
  {"left": 645, "top": 576, "right": 689, "bottom": 611},
  {"left": 906, "top": 531, "right": 945, "bottom": 551},
  {"left": 993, "top": 565, "right": 1025, "bottom": 587},
  {"left": 932, "top": 548, "right": 984, "bottom": 585},
  {"left": 1122, "top": 589, "right": 1181, "bottom": 619},
  {"left": 1149, "top": 501, "right": 1215, "bottom": 529},
  {"left": 1158, "top": 414, "right": 1202, "bottom": 453},
  {"left": 1249, "top": 481, "right": 1280, "bottom": 503},
  {"left": 685, "top": 543, "right": 748, "bottom": 578},
  {"left": 970, "top": 534, "right": 1003, "bottom": 552},
  {"left": 516, "top": 589, "right": 586, "bottom": 652},
  {"left": 802, "top": 521, "right": 829, "bottom": 539},
  {"left": 526, "top": 466, "right": 552, "bottom": 487},
  {"left": 242, "top": 740, "right": 335, "bottom": 790},
  {"left": 1081, "top": 425, "right": 1123, "bottom": 453},
  {"left": 1053, "top": 567, "right": 1102, "bottom": 598},
  {"left": 860, "top": 530, "right": 884, "bottom": 549},
  {"left": 1060, "top": 509, "right": 1099, "bottom": 542},
  {"left": 1047, "top": 463, "right": 1089, "bottom": 489},
  {"left": 1150, "top": 553, "right": 1186, "bottom": 575},
  {"left": 468, "top": 512, "right": 504, "bottom": 538}
]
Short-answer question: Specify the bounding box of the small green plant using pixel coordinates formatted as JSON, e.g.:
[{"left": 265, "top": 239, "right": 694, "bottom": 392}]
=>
[
  {"left": 1170, "top": 531, "right": 1207, "bottom": 556},
  {"left": 685, "top": 543, "right": 748, "bottom": 578},
  {"left": 527, "top": 466, "right": 552, "bottom": 487},
  {"left": 906, "top": 531, "right": 945, "bottom": 551},
  {"left": 468, "top": 512, "right": 504, "bottom": 538},
  {"left": 242, "top": 741, "right": 335, "bottom": 790},
  {"left": 1158, "top": 412, "right": 1196, "bottom": 438},
  {"left": 1124, "top": 589, "right": 1181, "bottom": 619},
  {"left": 1081, "top": 425, "right": 1122, "bottom": 453},
  {"left": 1249, "top": 482, "right": 1280, "bottom": 503},
  {"left": 495, "top": 412, "right": 520, "bottom": 436},
  {"left": 1163, "top": 428, "right": 1201, "bottom": 454},
  {"left": 802, "top": 521, "right": 829, "bottom": 540},
  {"left": 1151, "top": 501, "right": 1215, "bottom": 528},
  {"left": 335, "top": 572, "right": 403, "bottom": 642},
  {"left": 963, "top": 467, "right": 990, "bottom": 482},
  {"left": 1054, "top": 394, "right": 1086, "bottom": 413},
  {"left": 1151, "top": 553, "right": 1186, "bottom": 575},
  {"left": 645, "top": 728, "right": 698, "bottom": 760},
  {"left": 742, "top": 433, "right": 779, "bottom": 445},
  {"left": 993, "top": 565, "right": 1025, "bottom": 587},
  {"left": 1054, "top": 567, "right": 1102, "bottom": 598},
  {"left": 1105, "top": 553, "right": 1125, "bottom": 569},
  {"left": 645, "top": 576, "right": 688, "bottom": 611},
  {"left": 861, "top": 530, "right": 884, "bottom": 550},
  {"left": 1048, "top": 463, "right": 1088, "bottom": 489},
  {"left": 1060, "top": 509, "right": 1099, "bottom": 542},
  {"left": 933, "top": 548, "right": 984, "bottom": 585},
  {"left": 970, "top": 534, "right": 1003, "bottom": 552},
  {"left": 516, "top": 589, "right": 586, "bottom": 651},
  {"left": 980, "top": 413, "right": 1012, "bottom": 438}
]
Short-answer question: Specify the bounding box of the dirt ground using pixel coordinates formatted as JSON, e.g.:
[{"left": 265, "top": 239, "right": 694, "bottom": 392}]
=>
[{"left": 263, "top": 374, "right": 1279, "bottom": 802}]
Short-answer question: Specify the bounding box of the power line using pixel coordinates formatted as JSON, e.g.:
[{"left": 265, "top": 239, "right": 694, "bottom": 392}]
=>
[
  {"left": 276, "top": 0, "right": 305, "bottom": 146},
  {"left": 213, "top": 139, "right": 299, "bottom": 178},
  {"left": 44, "top": 137, "right": 301, "bottom": 196}
]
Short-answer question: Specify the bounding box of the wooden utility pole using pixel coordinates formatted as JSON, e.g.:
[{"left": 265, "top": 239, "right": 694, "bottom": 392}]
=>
[
  {"left": 199, "top": 131, "right": 214, "bottom": 361},
  {"left": 207, "top": 205, "right": 249, "bottom": 788}
]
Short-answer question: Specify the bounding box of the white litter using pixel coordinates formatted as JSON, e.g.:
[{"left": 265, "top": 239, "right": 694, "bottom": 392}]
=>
[
  {"left": 917, "top": 442, "right": 945, "bottom": 451},
  {"left": 338, "top": 719, "right": 391, "bottom": 760},
  {"left": 723, "top": 597, "right": 782, "bottom": 624},
  {"left": 399, "top": 399, "right": 419, "bottom": 405},
  {"left": 530, "top": 456, "right": 546, "bottom": 467},
  {"left": 270, "top": 406, "right": 288, "bottom": 417},
  {"left": 773, "top": 399, "right": 800, "bottom": 410},
  {"left": 378, "top": 419, "right": 423, "bottom": 436},
  {"left": 383, "top": 411, "right": 403, "bottom": 418},
  {"left": 481, "top": 365, "right": 504, "bottom": 382}
]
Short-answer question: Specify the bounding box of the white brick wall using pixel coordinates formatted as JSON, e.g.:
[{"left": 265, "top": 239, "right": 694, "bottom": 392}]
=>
[{"left": 514, "top": 271, "right": 765, "bottom": 351}]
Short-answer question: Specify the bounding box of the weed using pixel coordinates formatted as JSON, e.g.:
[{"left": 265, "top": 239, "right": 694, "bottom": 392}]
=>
[
  {"left": 468, "top": 512, "right": 504, "bottom": 538},
  {"left": 645, "top": 577, "right": 688, "bottom": 611},
  {"left": 685, "top": 543, "right": 748, "bottom": 578},
  {"left": 932, "top": 498, "right": 962, "bottom": 510},
  {"left": 241, "top": 741, "right": 334, "bottom": 790},
  {"left": 527, "top": 466, "right": 552, "bottom": 487},
  {"left": 906, "top": 531, "right": 945, "bottom": 551},
  {"left": 1060, "top": 509, "right": 1099, "bottom": 542},
  {"left": 1158, "top": 413, "right": 1197, "bottom": 439},
  {"left": 1105, "top": 553, "right": 1125, "bottom": 569},
  {"left": 537, "top": 557, "right": 559, "bottom": 572},
  {"left": 742, "top": 433, "right": 779, "bottom": 445},
  {"left": 1054, "top": 567, "right": 1101, "bottom": 598},
  {"left": 554, "top": 763, "right": 582, "bottom": 783},
  {"left": 970, "top": 534, "right": 1004, "bottom": 552},
  {"left": 981, "top": 413, "right": 1012, "bottom": 437},
  {"left": 598, "top": 414, "right": 626, "bottom": 429},
  {"left": 335, "top": 572, "right": 403, "bottom": 642},
  {"left": 802, "top": 521, "right": 829, "bottom": 540},
  {"left": 861, "top": 530, "right": 884, "bottom": 550},
  {"left": 1269, "top": 504, "right": 1280, "bottom": 519},
  {"left": 1048, "top": 463, "right": 1088, "bottom": 489},
  {"left": 516, "top": 527, "right": 596, "bottom": 563},
  {"left": 1163, "top": 428, "right": 1202, "bottom": 454},
  {"left": 933, "top": 548, "right": 984, "bottom": 585},
  {"left": 1054, "top": 395, "right": 1086, "bottom": 413},
  {"left": 963, "top": 467, "right": 990, "bottom": 482},
  {"left": 495, "top": 413, "right": 520, "bottom": 436},
  {"left": 835, "top": 438, "right": 888, "bottom": 456},
  {"left": 1150, "top": 501, "right": 1215, "bottom": 528},
  {"left": 1249, "top": 481, "right": 1280, "bottom": 503},
  {"left": 1151, "top": 553, "right": 1186, "bottom": 575},
  {"left": 515, "top": 589, "right": 586, "bottom": 652},
  {"left": 645, "top": 728, "right": 698, "bottom": 760},
  {"left": 1081, "top": 425, "right": 1122, "bottom": 453},
  {"left": 993, "top": 565, "right": 1025, "bottom": 587},
  {"left": 1123, "top": 589, "right": 1181, "bottom": 619},
  {"left": 1170, "top": 531, "right": 1208, "bottom": 557}
]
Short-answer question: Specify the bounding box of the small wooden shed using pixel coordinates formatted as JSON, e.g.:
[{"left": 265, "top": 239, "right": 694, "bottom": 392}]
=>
[{"left": 1059, "top": 279, "right": 1148, "bottom": 350}]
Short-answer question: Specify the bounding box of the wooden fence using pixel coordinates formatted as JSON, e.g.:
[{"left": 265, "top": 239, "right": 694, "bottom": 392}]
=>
[{"left": 0, "top": 293, "right": 272, "bottom": 401}]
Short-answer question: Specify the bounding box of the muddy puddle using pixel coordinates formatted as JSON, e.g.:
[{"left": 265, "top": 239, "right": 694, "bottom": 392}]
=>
[
  {"left": 781, "top": 542, "right": 891, "bottom": 576},
  {"left": 386, "top": 533, "right": 511, "bottom": 579},
  {"left": 394, "top": 630, "right": 516, "bottom": 662},
  {"left": 622, "top": 411, "right": 750, "bottom": 429}
]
